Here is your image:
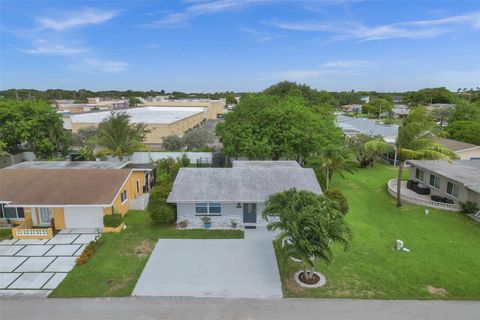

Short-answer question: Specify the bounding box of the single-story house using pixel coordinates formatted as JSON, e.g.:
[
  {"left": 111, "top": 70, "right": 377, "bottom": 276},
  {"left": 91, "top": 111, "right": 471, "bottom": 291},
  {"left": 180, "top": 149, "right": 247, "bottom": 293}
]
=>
[
  {"left": 406, "top": 159, "right": 480, "bottom": 208},
  {"left": 336, "top": 115, "right": 399, "bottom": 144},
  {"left": 341, "top": 104, "right": 362, "bottom": 113},
  {"left": 435, "top": 138, "right": 480, "bottom": 160},
  {"left": 390, "top": 105, "right": 409, "bottom": 119},
  {"left": 0, "top": 168, "right": 145, "bottom": 233},
  {"left": 167, "top": 161, "right": 322, "bottom": 229}
]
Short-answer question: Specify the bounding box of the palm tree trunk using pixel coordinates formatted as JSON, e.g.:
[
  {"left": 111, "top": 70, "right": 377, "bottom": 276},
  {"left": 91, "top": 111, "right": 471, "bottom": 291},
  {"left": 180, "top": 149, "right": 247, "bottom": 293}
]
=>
[
  {"left": 396, "top": 160, "right": 404, "bottom": 207},
  {"left": 303, "top": 265, "right": 308, "bottom": 280},
  {"left": 325, "top": 167, "right": 329, "bottom": 190}
]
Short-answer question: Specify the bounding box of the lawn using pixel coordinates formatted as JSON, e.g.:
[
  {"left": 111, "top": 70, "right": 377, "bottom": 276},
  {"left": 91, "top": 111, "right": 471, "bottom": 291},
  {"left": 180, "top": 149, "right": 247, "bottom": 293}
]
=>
[
  {"left": 275, "top": 164, "right": 480, "bottom": 299},
  {"left": 50, "top": 210, "right": 243, "bottom": 297},
  {"left": 0, "top": 228, "right": 12, "bottom": 241}
]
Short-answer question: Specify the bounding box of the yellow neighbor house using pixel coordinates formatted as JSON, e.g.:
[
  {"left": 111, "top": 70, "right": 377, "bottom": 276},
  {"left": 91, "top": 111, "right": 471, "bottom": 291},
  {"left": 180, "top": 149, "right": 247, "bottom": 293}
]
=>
[{"left": 0, "top": 164, "right": 154, "bottom": 239}]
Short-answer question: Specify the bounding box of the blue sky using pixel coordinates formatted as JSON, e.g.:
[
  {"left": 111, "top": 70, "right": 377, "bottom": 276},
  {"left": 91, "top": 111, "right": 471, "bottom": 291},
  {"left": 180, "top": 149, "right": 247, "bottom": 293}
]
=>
[{"left": 1, "top": 0, "right": 479, "bottom": 92}]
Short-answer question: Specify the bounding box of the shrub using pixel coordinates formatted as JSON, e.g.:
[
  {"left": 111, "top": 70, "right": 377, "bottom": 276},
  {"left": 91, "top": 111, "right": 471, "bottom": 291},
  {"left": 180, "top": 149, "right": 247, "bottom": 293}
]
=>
[
  {"left": 177, "top": 219, "right": 188, "bottom": 228},
  {"left": 103, "top": 214, "right": 123, "bottom": 228},
  {"left": 230, "top": 220, "right": 238, "bottom": 229},
  {"left": 148, "top": 185, "right": 176, "bottom": 225},
  {"left": 75, "top": 240, "right": 99, "bottom": 265},
  {"left": 325, "top": 188, "right": 349, "bottom": 215},
  {"left": 460, "top": 201, "right": 479, "bottom": 214},
  {"left": 201, "top": 216, "right": 211, "bottom": 224}
]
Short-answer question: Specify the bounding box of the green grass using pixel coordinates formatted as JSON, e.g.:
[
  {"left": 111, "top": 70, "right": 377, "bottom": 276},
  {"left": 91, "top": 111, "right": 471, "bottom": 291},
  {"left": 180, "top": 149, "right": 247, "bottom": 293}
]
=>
[
  {"left": 276, "top": 164, "right": 480, "bottom": 299},
  {"left": 50, "top": 211, "right": 243, "bottom": 297},
  {"left": 0, "top": 228, "right": 12, "bottom": 241}
]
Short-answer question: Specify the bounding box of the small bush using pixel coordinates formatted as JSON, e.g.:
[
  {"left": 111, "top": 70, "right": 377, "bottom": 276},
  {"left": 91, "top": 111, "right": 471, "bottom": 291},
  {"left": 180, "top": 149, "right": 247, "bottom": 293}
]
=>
[
  {"left": 201, "top": 216, "right": 211, "bottom": 224},
  {"left": 460, "top": 201, "right": 479, "bottom": 214},
  {"left": 230, "top": 220, "right": 238, "bottom": 229},
  {"left": 177, "top": 219, "right": 188, "bottom": 228},
  {"left": 103, "top": 214, "right": 123, "bottom": 228},
  {"left": 75, "top": 240, "right": 99, "bottom": 265},
  {"left": 148, "top": 185, "right": 176, "bottom": 225},
  {"left": 325, "top": 188, "right": 349, "bottom": 215}
]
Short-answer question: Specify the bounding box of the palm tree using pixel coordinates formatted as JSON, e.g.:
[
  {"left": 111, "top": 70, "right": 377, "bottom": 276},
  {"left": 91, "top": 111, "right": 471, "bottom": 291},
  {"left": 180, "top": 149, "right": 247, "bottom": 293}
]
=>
[
  {"left": 365, "top": 107, "right": 457, "bottom": 207},
  {"left": 94, "top": 111, "right": 149, "bottom": 161},
  {"left": 263, "top": 189, "right": 352, "bottom": 282},
  {"left": 314, "top": 146, "right": 358, "bottom": 190}
]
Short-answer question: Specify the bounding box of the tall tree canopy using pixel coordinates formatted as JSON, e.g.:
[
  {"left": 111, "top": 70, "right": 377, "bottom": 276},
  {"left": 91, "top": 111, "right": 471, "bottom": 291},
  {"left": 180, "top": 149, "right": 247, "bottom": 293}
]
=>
[
  {"left": 362, "top": 98, "right": 393, "bottom": 117},
  {"left": 94, "top": 111, "right": 148, "bottom": 160},
  {"left": 0, "top": 100, "right": 71, "bottom": 158},
  {"left": 216, "top": 94, "right": 343, "bottom": 162},
  {"left": 263, "top": 81, "right": 339, "bottom": 108}
]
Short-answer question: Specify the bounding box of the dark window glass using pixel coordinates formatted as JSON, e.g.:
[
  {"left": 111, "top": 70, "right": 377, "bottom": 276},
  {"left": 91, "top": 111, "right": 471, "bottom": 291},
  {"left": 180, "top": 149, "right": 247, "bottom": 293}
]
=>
[
  {"left": 17, "top": 207, "right": 25, "bottom": 218},
  {"left": 4, "top": 207, "right": 17, "bottom": 219}
]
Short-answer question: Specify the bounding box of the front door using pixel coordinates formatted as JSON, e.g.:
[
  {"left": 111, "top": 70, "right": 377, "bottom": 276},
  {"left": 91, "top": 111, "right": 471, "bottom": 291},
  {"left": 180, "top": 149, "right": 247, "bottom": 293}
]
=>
[
  {"left": 38, "top": 208, "right": 52, "bottom": 226},
  {"left": 243, "top": 203, "right": 257, "bottom": 223}
]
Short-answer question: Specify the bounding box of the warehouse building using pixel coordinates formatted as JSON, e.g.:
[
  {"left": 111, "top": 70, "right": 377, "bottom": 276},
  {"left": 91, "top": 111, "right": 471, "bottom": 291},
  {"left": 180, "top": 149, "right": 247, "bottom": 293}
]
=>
[
  {"left": 63, "top": 107, "right": 206, "bottom": 145},
  {"left": 140, "top": 98, "right": 225, "bottom": 120}
]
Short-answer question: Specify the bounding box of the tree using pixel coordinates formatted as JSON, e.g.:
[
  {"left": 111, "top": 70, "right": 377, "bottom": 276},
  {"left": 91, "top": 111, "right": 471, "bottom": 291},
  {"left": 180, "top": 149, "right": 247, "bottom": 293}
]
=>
[
  {"left": 346, "top": 134, "right": 392, "bottom": 167},
  {"left": 128, "top": 97, "right": 142, "bottom": 107},
  {"left": 264, "top": 81, "right": 339, "bottom": 108},
  {"left": 147, "top": 184, "right": 176, "bottom": 225},
  {"left": 362, "top": 98, "right": 392, "bottom": 118},
  {"left": 365, "top": 107, "right": 457, "bottom": 207},
  {"left": 161, "top": 135, "right": 184, "bottom": 151},
  {"left": 226, "top": 94, "right": 237, "bottom": 105},
  {"left": 0, "top": 99, "right": 71, "bottom": 158},
  {"left": 182, "top": 127, "right": 214, "bottom": 150},
  {"left": 94, "top": 111, "right": 148, "bottom": 161},
  {"left": 431, "top": 106, "right": 453, "bottom": 126},
  {"left": 307, "top": 146, "right": 357, "bottom": 190},
  {"left": 156, "top": 155, "right": 190, "bottom": 184},
  {"left": 449, "top": 100, "right": 480, "bottom": 123},
  {"left": 445, "top": 121, "right": 480, "bottom": 145},
  {"left": 216, "top": 94, "right": 343, "bottom": 163},
  {"left": 0, "top": 140, "right": 7, "bottom": 157},
  {"left": 72, "top": 126, "right": 98, "bottom": 148},
  {"left": 263, "top": 189, "right": 352, "bottom": 282}
]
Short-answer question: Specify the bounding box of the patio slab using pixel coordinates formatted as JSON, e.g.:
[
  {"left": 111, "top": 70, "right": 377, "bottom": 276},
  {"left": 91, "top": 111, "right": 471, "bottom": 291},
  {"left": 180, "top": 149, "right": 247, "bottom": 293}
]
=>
[
  {"left": 0, "top": 273, "right": 21, "bottom": 289},
  {"left": 45, "top": 257, "right": 77, "bottom": 272},
  {"left": 0, "top": 239, "right": 18, "bottom": 245},
  {"left": 46, "top": 234, "right": 79, "bottom": 245},
  {"left": 8, "top": 273, "right": 54, "bottom": 289},
  {"left": 45, "top": 244, "right": 81, "bottom": 256},
  {"left": 0, "top": 245, "right": 24, "bottom": 256},
  {"left": 15, "top": 239, "right": 48, "bottom": 245},
  {"left": 16, "top": 245, "right": 53, "bottom": 257},
  {"left": 73, "top": 234, "right": 98, "bottom": 244},
  {"left": 0, "top": 257, "right": 27, "bottom": 272},
  {"left": 43, "top": 273, "right": 68, "bottom": 289},
  {"left": 15, "top": 257, "right": 56, "bottom": 272}
]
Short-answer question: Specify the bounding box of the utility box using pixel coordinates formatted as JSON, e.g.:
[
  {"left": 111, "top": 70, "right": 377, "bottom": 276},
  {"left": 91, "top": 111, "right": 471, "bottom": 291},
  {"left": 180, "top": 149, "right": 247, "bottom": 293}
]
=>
[{"left": 395, "top": 240, "right": 404, "bottom": 251}]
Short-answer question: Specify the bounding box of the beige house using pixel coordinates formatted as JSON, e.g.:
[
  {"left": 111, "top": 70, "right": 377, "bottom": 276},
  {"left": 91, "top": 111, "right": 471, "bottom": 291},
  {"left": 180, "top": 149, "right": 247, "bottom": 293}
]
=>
[
  {"left": 406, "top": 160, "right": 480, "bottom": 208},
  {"left": 435, "top": 138, "right": 480, "bottom": 160},
  {"left": 63, "top": 107, "right": 206, "bottom": 145},
  {"left": 141, "top": 98, "right": 225, "bottom": 120}
]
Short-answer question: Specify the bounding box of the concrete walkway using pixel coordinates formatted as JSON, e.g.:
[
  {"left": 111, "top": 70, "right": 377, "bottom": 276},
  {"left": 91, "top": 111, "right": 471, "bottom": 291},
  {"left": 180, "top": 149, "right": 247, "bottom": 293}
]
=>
[
  {"left": 133, "top": 227, "right": 282, "bottom": 298},
  {"left": 1, "top": 297, "right": 478, "bottom": 320},
  {"left": 0, "top": 228, "right": 100, "bottom": 295}
]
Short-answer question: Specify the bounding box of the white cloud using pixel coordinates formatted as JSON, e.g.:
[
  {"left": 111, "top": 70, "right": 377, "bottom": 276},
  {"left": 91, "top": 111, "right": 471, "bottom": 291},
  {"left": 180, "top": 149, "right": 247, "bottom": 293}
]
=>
[
  {"left": 321, "top": 59, "right": 376, "bottom": 68},
  {"left": 71, "top": 58, "right": 128, "bottom": 73},
  {"left": 38, "top": 8, "right": 120, "bottom": 31},
  {"left": 21, "top": 42, "right": 88, "bottom": 56},
  {"left": 267, "top": 11, "right": 480, "bottom": 41},
  {"left": 241, "top": 27, "right": 283, "bottom": 42},
  {"left": 150, "top": 0, "right": 268, "bottom": 27}
]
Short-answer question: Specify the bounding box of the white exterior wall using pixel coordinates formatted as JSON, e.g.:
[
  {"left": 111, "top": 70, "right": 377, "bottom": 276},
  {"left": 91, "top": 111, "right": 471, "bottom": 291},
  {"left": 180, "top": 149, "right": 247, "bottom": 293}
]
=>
[
  {"left": 129, "top": 152, "right": 212, "bottom": 164},
  {"left": 176, "top": 202, "right": 268, "bottom": 229}
]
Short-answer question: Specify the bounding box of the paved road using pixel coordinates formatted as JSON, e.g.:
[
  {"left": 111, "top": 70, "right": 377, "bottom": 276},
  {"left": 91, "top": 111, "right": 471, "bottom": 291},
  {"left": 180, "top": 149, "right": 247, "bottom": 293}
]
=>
[{"left": 1, "top": 296, "right": 478, "bottom": 320}]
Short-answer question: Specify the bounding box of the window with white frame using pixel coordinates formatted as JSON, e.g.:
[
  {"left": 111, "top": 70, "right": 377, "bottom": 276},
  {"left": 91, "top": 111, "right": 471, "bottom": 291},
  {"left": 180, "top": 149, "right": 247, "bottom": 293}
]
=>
[
  {"left": 195, "top": 202, "right": 221, "bottom": 215},
  {"left": 0, "top": 204, "right": 25, "bottom": 219},
  {"left": 415, "top": 168, "right": 424, "bottom": 181},
  {"left": 120, "top": 190, "right": 128, "bottom": 203},
  {"left": 429, "top": 174, "right": 440, "bottom": 189},
  {"left": 446, "top": 182, "right": 459, "bottom": 198}
]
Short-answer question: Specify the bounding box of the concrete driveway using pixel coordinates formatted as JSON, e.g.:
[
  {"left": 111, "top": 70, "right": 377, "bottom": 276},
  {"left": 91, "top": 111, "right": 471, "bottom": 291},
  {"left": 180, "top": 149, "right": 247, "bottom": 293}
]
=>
[
  {"left": 0, "top": 228, "right": 100, "bottom": 296},
  {"left": 133, "top": 227, "right": 282, "bottom": 298}
]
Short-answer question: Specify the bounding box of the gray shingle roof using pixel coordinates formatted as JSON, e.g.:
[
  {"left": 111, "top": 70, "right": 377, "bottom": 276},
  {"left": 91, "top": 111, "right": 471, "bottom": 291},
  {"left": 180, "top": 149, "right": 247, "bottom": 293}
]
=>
[
  {"left": 435, "top": 138, "right": 479, "bottom": 152},
  {"left": 232, "top": 160, "right": 301, "bottom": 168},
  {"left": 335, "top": 115, "right": 398, "bottom": 141},
  {"left": 407, "top": 160, "right": 480, "bottom": 193},
  {"left": 167, "top": 164, "right": 322, "bottom": 203}
]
